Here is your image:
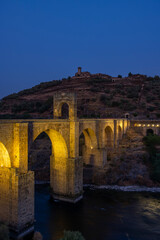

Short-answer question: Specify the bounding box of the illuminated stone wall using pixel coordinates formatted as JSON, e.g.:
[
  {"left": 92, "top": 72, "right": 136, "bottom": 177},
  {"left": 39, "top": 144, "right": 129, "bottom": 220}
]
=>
[
  {"left": 131, "top": 120, "right": 160, "bottom": 135},
  {"left": 53, "top": 92, "right": 77, "bottom": 120},
  {"left": 30, "top": 120, "right": 82, "bottom": 202},
  {"left": 79, "top": 119, "right": 129, "bottom": 167},
  {"left": 0, "top": 167, "right": 34, "bottom": 233}
]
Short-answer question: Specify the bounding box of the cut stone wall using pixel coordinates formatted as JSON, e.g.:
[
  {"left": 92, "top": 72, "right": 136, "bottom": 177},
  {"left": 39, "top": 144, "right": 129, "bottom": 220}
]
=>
[{"left": 0, "top": 167, "right": 34, "bottom": 233}]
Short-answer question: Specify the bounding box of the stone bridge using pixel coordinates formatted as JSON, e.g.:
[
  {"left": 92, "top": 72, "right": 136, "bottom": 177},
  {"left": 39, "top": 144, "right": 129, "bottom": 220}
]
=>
[
  {"left": 131, "top": 120, "right": 160, "bottom": 135},
  {"left": 0, "top": 92, "right": 129, "bottom": 238}
]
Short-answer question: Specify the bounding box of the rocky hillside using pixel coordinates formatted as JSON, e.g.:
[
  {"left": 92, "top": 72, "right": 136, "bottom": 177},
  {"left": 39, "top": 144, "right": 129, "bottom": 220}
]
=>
[
  {"left": 87, "top": 128, "right": 158, "bottom": 186},
  {"left": 29, "top": 126, "right": 159, "bottom": 186},
  {"left": 0, "top": 69, "right": 160, "bottom": 119}
]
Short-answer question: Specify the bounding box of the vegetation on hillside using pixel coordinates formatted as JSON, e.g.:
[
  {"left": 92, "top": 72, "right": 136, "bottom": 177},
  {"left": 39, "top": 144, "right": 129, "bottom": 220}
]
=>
[
  {"left": 143, "top": 134, "right": 160, "bottom": 182},
  {"left": 0, "top": 73, "right": 160, "bottom": 119},
  {"left": 59, "top": 230, "right": 85, "bottom": 240},
  {"left": 0, "top": 223, "right": 9, "bottom": 240}
]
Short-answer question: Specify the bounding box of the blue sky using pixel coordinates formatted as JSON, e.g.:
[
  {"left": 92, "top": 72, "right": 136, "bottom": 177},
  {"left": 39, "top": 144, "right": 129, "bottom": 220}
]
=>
[{"left": 0, "top": 0, "right": 160, "bottom": 98}]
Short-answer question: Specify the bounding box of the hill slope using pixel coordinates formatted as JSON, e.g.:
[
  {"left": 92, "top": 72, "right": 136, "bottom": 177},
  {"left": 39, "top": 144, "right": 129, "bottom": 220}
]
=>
[{"left": 0, "top": 70, "right": 160, "bottom": 119}]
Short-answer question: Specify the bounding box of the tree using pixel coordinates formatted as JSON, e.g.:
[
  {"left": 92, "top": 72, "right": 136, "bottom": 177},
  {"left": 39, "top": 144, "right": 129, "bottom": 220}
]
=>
[
  {"left": 128, "top": 72, "right": 132, "bottom": 77},
  {"left": 118, "top": 75, "right": 122, "bottom": 78},
  {"left": 143, "top": 134, "right": 160, "bottom": 182},
  {"left": 154, "top": 75, "right": 160, "bottom": 80},
  {"left": 59, "top": 230, "right": 85, "bottom": 240}
]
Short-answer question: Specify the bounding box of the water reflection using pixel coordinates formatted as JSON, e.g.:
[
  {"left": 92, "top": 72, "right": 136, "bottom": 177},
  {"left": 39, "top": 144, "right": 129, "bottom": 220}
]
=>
[{"left": 35, "top": 185, "right": 160, "bottom": 240}]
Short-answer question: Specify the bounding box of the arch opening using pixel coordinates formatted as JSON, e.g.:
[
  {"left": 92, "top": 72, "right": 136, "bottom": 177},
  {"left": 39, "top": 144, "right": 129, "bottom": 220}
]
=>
[
  {"left": 79, "top": 128, "right": 97, "bottom": 166},
  {"left": 29, "top": 129, "right": 68, "bottom": 181},
  {"left": 80, "top": 128, "right": 98, "bottom": 150},
  {"left": 61, "top": 103, "right": 69, "bottom": 119},
  {"left": 105, "top": 126, "right": 114, "bottom": 148},
  {"left": 118, "top": 125, "right": 122, "bottom": 140},
  {"left": 79, "top": 132, "right": 85, "bottom": 157},
  {"left": 0, "top": 142, "right": 11, "bottom": 168},
  {"left": 146, "top": 128, "right": 154, "bottom": 136},
  {"left": 29, "top": 132, "right": 52, "bottom": 181}
]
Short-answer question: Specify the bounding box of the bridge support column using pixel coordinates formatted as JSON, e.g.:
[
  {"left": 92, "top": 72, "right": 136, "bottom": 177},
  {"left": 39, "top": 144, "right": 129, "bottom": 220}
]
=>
[
  {"left": 82, "top": 147, "right": 107, "bottom": 167},
  {"left": 114, "top": 120, "right": 118, "bottom": 147},
  {"left": 0, "top": 167, "right": 34, "bottom": 239},
  {"left": 50, "top": 156, "right": 83, "bottom": 203}
]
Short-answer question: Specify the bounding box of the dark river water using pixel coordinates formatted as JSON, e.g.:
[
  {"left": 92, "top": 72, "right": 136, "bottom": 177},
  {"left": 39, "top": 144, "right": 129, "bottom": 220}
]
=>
[{"left": 35, "top": 184, "right": 160, "bottom": 240}]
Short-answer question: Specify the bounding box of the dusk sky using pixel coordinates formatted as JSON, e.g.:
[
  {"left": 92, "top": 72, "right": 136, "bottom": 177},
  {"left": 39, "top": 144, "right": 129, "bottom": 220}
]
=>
[{"left": 0, "top": 0, "right": 160, "bottom": 99}]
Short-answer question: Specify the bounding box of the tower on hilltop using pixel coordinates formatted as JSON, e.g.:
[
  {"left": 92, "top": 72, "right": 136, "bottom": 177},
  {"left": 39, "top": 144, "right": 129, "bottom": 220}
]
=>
[{"left": 78, "top": 67, "right": 82, "bottom": 75}]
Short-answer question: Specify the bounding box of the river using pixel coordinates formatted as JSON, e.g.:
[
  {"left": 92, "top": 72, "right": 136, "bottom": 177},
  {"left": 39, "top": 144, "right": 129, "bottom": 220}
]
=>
[{"left": 35, "top": 184, "right": 160, "bottom": 240}]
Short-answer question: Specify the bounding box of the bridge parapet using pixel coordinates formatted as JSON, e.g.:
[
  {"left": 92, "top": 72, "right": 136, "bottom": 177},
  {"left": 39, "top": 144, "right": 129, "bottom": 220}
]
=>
[{"left": 131, "top": 120, "right": 160, "bottom": 135}]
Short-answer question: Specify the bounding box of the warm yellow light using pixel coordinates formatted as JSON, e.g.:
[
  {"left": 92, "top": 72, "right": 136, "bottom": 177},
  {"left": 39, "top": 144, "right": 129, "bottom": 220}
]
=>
[
  {"left": 156, "top": 124, "right": 159, "bottom": 127},
  {"left": 43, "top": 129, "right": 68, "bottom": 160},
  {"left": 0, "top": 142, "right": 11, "bottom": 168},
  {"left": 147, "top": 124, "right": 150, "bottom": 127},
  {"left": 152, "top": 124, "right": 155, "bottom": 127},
  {"left": 138, "top": 124, "right": 141, "bottom": 127},
  {"left": 143, "top": 124, "right": 145, "bottom": 127},
  {"left": 82, "top": 128, "right": 98, "bottom": 149}
]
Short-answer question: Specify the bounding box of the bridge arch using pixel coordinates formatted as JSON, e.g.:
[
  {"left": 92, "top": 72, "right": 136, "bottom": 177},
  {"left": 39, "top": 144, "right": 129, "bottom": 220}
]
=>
[
  {"left": 32, "top": 128, "right": 69, "bottom": 196},
  {"left": 79, "top": 128, "right": 98, "bottom": 150},
  {"left": 104, "top": 126, "right": 114, "bottom": 148},
  {"left": 0, "top": 142, "right": 11, "bottom": 168},
  {"left": 33, "top": 128, "right": 68, "bottom": 159},
  {"left": 79, "top": 128, "right": 98, "bottom": 165},
  {"left": 146, "top": 128, "right": 154, "bottom": 136},
  {"left": 118, "top": 125, "right": 122, "bottom": 140}
]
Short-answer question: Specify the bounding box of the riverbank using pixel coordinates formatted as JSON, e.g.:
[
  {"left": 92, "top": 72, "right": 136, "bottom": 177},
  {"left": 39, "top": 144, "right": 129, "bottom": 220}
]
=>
[
  {"left": 84, "top": 184, "right": 160, "bottom": 192},
  {"left": 35, "top": 181, "right": 160, "bottom": 192}
]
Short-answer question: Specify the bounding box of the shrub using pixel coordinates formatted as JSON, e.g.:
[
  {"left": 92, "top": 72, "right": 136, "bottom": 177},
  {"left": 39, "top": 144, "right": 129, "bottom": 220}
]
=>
[
  {"left": 154, "top": 75, "right": 160, "bottom": 80},
  {"left": 147, "top": 77, "right": 154, "bottom": 81},
  {"left": 111, "top": 101, "right": 120, "bottom": 107},
  {"left": 87, "top": 78, "right": 112, "bottom": 84},
  {"left": 33, "top": 231, "right": 43, "bottom": 240},
  {"left": 90, "top": 87, "right": 97, "bottom": 92},
  {"left": 59, "top": 230, "right": 85, "bottom": 240},
  {"left": 0, "top": 224, "right": 9, "bottom": 240},
  {"left": 146, "top": 96, "right": 155, "bottom": 103},
  {"left": 100, "top": 94, "right": 107, "bottom": 104},
  {"left": 147, "top": 106, "right": 155, "bottom": 112},
  {"left": 140, "top": 103, "right": 146, "bottom": 109},
  {"left": 143, "top": 134, "right": 160, "bottom": 182},
  {"left": 104, "top": 89, "right": 110, "bottom": 94},
  {"left": 127, "top": 92, "right": 138, "bottom": 98},
  {"left": 21, "top": 112, "right": 32, "bottom": 119},
  {"left": 118, "top": 75, "right": 122, "bottom": 78},
  {"left": 133, "top": 112, "right": 138, "bottom": 117},
  {"left": 91, "top": 98, "right": 96, "bottom": 102}
]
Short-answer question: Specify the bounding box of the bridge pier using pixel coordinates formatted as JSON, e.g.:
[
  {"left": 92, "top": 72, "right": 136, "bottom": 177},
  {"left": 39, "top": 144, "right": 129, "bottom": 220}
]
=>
[
  {"left": 82, "top": 147, "right": 107, "bottom": 167},
  {"left": 0, "top": 167, "right": 34, "bottom": 239},
  {"left": 50, "top": 156, "right": 83, "bottom": 203}
]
